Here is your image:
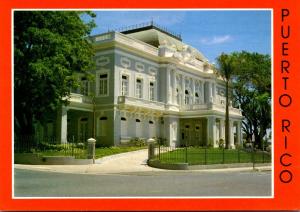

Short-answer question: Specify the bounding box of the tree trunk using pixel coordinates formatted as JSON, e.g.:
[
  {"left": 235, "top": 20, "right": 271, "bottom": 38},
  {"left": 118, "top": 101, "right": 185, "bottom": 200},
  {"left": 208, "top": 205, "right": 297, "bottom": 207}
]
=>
[{"left": 225, "top": 79, "right": 230, "bottom": 149}]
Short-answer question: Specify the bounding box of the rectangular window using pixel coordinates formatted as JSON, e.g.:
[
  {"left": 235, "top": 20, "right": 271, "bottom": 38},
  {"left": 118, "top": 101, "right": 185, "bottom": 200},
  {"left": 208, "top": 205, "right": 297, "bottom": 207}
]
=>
[
  {"left": 136, "top": 78, "right": 143, "bottom": 98},
  {"left": 121, "top": 75, "right": 129, "bottom": 96},
  {"left": 99, "top": 74, "right": 108, "bottom": 96},
  {"left": 149, "top": 82, "right": 155, "bottom": 101},
  {"left": 81, "top": 77, "right": 89, "bottom": 96}
]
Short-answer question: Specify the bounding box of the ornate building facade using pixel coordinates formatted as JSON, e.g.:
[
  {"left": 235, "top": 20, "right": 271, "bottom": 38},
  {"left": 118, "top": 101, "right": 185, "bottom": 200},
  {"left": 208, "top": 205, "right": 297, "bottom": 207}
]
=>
[{"left": 37, "top": 23, "right": 243, "bottom": 148}]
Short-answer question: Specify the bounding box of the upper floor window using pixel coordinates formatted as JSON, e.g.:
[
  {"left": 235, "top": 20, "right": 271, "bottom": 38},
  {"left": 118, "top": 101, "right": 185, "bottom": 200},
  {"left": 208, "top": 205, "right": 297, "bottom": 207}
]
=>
[
  {"left": 99, "top": 74, "right": 108, "bottom": 96},
  {"left": 121, "top": 75, "right": 129, "bottom": 96},
  {"left": 149, "top": 82, "right": 155, "bottom": 101},
  {"left": 136, "top": 78, "right": 143, "bottom": 98},
  {"left": 185, "top": 90, "right": 190, "bottom": 105},
  {"left": 195, "top": 92, "right": 200, "bottom": 104},
  {"left": 80, "top": 77, "right": 89, "bottom": 96}
]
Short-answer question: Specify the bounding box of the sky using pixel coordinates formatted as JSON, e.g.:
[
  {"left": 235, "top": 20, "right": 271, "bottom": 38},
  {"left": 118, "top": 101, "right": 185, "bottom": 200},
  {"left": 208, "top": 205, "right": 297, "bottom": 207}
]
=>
[{"left": 88, "top": 10, "right": 271, "bottom": 63}]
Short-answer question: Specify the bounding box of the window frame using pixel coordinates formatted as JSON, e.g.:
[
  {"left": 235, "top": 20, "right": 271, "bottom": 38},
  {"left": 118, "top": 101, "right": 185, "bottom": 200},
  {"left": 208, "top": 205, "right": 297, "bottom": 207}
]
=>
[
  {"left": 97, "top": 71, "right": 109, "bottom": 97},
  {"left": 149, "top": 81, "right": 155, "bottom": 101},
  {"left": 135, "top": 78, "right": 143, "bottom": 99},
  {"left": 121, "top": 74, "right": 129, "bottom": 96}
]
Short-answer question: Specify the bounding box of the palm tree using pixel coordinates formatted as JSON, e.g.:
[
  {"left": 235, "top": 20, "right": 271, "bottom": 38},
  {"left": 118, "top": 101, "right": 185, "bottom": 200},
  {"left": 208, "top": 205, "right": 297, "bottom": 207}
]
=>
[{"left": 216, "top": 53, "right": 235, "bottom": 149}]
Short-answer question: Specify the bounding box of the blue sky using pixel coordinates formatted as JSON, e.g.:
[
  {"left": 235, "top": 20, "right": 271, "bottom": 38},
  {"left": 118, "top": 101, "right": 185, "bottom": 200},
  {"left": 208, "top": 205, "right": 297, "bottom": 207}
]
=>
[{"left": 89, "top": 10, "right": 271, "bottom": 63}]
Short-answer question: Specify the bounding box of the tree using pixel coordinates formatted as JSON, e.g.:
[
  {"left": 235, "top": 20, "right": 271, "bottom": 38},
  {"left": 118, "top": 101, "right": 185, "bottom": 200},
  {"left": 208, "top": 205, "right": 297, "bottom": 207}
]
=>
[
  {"left": 14, "top": 11, "right": 96, "bottom": 136},
  {"left": 232, "top": 51, "right": 271, "bottom": 148},
  {"left": 216, "top": 51, "right": 271, "bottom": 149},
  {"left": 216, "top": 53, "right": 236, "bottom": 149}
]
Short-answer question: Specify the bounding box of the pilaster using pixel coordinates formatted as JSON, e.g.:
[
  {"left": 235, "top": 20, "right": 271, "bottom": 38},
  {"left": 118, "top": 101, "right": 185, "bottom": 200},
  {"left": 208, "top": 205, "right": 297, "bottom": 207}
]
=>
[
  {"left": 56, "top": 106, "right": 68, "bottom": 144},
  {"left": 207, "top": 116, "right": 218, "bottom": 147}
]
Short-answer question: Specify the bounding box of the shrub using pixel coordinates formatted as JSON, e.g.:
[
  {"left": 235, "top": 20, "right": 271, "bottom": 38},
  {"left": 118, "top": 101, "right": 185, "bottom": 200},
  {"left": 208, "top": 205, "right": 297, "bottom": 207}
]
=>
[
  {"left": 155, "top": 137, "right": 167, "bottom": 146},
  {"left": 128, "top": 138, "right": 146, "bottom": 147},
  {"left": 218, "top": 139, "right": 225, "bottom": 149}
]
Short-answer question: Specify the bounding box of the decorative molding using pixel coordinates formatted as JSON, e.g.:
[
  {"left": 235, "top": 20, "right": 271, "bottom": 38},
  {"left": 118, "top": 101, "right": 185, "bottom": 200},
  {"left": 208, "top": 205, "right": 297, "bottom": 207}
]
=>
[
  {"left": 96, "top": 56, "right": 110, "bottom": 66},
  {"left": 148, "top": 67, "right": 158, "bottom": 76},
  {"left": 120, "top": 57, "right": 131, "bottom": 68},
  {"left": 135, "top": 62, "right": 145, "bottom": 72}
]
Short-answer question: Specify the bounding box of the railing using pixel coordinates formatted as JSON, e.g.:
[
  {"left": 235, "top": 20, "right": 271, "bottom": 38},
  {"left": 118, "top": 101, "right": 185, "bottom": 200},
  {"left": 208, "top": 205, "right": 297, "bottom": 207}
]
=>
[
  {"left": 152, "top": 145, "right": 271, "bottom": 165},
  {"left": 14, "top": 135, "right": 88, "bottom": 159},
  {"left": 69, "top": 93, "right": 93, "bottom": 104},
  {"left": 118, "top": 96, "right": 165, "bottom": 111},
  {"left": 115, "top": 21, "right": 182, "bottom": 40},
  {"left": 180, "top": 102, "right": 242, "bottom": 115}
]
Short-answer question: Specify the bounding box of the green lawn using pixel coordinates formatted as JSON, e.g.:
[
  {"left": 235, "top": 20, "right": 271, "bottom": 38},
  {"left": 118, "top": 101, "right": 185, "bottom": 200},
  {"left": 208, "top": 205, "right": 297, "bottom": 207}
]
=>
[
  {"left": 38, "top": 146, "right": 147, "bottom": 159},
  {"left": 157, "top": 147, "right": 271, "bottom": 165},
  {"left": 95, "top": 146, "right": 147, "bottom": 159}
]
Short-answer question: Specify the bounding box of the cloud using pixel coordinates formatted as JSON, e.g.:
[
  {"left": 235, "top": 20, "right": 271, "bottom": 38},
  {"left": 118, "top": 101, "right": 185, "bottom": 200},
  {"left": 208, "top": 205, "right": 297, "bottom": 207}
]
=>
[{"left": 200, "top": 35, "right": 232, "bottom": 45}]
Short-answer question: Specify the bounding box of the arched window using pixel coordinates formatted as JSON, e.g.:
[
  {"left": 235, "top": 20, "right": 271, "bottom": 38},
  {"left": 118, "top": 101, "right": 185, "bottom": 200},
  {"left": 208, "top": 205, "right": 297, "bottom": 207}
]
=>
[
  {"left": 149, "top": 120, "right": 154, "bottom": 124},
  {"left": 176, "top": 88, "right": 180, "bottom": 105},
  {"left": 46, "top": 120, "right": 54, "bottom": 137},
  {"left": 121, "top": 117, "right": 127, "bottom": 137},
  {"left": 99, "top": 117, "right": 108, "bottom": 136},
  {"left": 136, "top": 119, "right": 142, "bottom": 137},
  {"left": 185, "top": 90, "right": 190, "bottom": 105},
  {"left": 195, "top": 92, "right": 200, "bottom": 104},
  {"left": 79, "top": 117, "right": 88, "bottom": 142}
]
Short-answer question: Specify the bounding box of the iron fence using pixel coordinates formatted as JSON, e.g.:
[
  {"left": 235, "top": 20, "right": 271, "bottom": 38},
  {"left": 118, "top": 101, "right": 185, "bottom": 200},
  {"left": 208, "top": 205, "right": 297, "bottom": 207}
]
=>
[
  {"left": 153, "top": 145, "right": 271, "bottom": 165},
  {"left": 14, "top": 135, "right": 88, "bottom": 159}
]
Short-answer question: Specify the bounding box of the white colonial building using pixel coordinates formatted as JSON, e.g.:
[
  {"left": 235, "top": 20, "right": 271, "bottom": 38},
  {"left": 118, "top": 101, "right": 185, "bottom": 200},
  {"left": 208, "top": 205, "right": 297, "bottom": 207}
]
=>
[{"left": 37, "top": 22, "right": 243, "bottom": 148}]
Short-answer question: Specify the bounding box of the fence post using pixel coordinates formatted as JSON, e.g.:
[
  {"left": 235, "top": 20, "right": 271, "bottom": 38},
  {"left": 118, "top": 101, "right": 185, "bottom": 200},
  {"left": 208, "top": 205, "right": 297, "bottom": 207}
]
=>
[
  {"left": 148, "top": 142, "right": 155, "bottom": 161},
  {"left": 204, "top": 147, "right": 207, "bottom": 165},
  {"left": 87, "top": 138, "right": 96, "bottom": 164},
  {"left": 185, "top": 146, "right": 188, "bottom": 163},
  {"left": 158, "top": 142, "right": 161, "bottom": 160},
  {"left": 222, "top": 147, "right": 225, "bottom": 164},
  {"left": 252, "top": 146, "right": 255, "bottom": 170}
]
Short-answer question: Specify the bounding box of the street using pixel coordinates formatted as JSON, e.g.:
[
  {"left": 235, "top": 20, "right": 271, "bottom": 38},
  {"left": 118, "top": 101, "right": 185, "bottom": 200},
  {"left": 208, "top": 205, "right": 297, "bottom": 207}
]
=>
[{"left": 14, "top": 168, "right": 272, "bottom": 197}]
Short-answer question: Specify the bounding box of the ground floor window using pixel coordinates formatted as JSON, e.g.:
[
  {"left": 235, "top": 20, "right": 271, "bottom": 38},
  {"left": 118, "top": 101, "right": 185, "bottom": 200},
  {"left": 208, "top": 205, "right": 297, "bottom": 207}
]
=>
[
  {"left": 98, "top": 117, "right": 108, "bottom": 136},
  {"left": 79, "top": 117, "right": 88, "bottom": 142}
]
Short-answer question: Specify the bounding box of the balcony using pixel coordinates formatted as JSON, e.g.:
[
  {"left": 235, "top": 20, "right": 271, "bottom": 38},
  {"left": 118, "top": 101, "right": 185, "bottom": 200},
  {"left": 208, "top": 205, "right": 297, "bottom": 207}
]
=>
[
  {"left": 180, "top": 102, "right": 242, "bottom": 115},
  {"left": 117, "top": 96, "right": 165, "bottom": 111},
  {"left": 69, "top": 93, "right": 93, "bottom": 104}
]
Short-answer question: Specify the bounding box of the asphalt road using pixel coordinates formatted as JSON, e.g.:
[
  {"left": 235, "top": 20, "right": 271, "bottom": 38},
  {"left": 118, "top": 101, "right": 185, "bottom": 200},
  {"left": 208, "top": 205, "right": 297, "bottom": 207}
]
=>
[{"left": 14, "top": 168, "right": 272, "bottom": 197}]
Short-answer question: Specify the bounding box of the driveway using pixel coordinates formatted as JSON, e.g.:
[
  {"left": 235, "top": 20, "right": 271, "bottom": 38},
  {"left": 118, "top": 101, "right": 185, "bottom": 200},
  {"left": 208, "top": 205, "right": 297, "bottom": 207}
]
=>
[{"left": 15, "top": 149, "right": 163, "bottom": 174}]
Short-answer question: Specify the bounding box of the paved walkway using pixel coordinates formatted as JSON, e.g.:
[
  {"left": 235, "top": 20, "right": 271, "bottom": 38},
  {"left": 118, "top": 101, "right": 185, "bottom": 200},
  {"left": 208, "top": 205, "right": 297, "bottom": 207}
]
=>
[
  {"left": 15, "top": 149, "right": 163, "bottom": 174},
  {"left": 14, "top": 149, "right": 271, "bottom": 174}
]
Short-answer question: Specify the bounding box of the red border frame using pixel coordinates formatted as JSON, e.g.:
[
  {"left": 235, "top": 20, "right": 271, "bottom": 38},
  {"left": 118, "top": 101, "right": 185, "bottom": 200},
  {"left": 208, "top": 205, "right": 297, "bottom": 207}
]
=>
[{"left": 1, "top": 0, "right": 300, "bottom": 210}]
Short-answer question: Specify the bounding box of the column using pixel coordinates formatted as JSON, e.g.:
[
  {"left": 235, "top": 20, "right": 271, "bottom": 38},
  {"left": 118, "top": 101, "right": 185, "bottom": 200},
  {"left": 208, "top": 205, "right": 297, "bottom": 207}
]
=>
[
  {"left": 129, "top": 72, "right": 135, "bottom": 97},
  {"left": 219, "top": 119, "right": 225, "bottom": 140},
  {"left": 56, "top": 106, "right": 68, "bottom": 144},
  {"left": 236, "top": 121, "right": 242, "bottom": 147},
  {"left": 113, "top": 109, "right": 121, "bottom": 145},
  {"left": 192, "top": 79, "right": 195, "bottom": 104},
  {"left": 144, "top": 77, "right": 149, "bottom": 100},
  {"left": 166, "top": 68, "right": 172, "bottom": 104},
  {"left": 207, "top": 116, "right": 217, "bottom": 147},
  {"left": 229, "top": 120, "right": 235, "bottom": 149},
  {"left": 207, "top": 81, "right": 212, "bottom": 103},
  {"left": 182, "top": 75, "right": 185, "bottom": 105},
  {"left": 172, "top": 70, "right": 177, "bottom": 104},
  {"left": 213, "top": 82, "right": 216, "bottom": 102},
  {"left": 201, "top": 80, "right": 205, "bottom": 103}
]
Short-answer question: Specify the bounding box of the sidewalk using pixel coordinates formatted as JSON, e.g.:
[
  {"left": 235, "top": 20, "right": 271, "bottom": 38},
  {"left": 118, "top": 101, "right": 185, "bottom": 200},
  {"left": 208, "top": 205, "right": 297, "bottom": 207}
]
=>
[{"left": 14, "top": 149, "right": 271, "bottom": 175}]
